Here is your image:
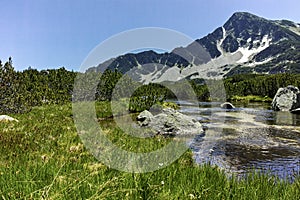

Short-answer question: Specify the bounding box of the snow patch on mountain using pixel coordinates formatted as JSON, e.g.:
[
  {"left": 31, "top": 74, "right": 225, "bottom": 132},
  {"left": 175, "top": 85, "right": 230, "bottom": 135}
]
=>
[
  {"left": 289, "top": 27, "right": 300, "bottom": 35},
  {"left": 236, "top": 35, "right": 272, "bottom": 63},
  {"left": 171, "top": 51, "right": 242, "bottom": 80},
  {"left": 151, "top": 66, "right": 182, "bottom": 83},
  {"left": 139, "top": 65, "right": 163, "bottom": 83},
  {"left": 247, "top": 57, "right": 274, "bottom": 67},
  {"left": 274, "top": 20, "right": 300, "bottom": 36},
  {"left": 135, "top": 33, "right": 275, "bottom": 82},
  {"left": 216, "top": 27, "right": 227, "bottom": 55}
]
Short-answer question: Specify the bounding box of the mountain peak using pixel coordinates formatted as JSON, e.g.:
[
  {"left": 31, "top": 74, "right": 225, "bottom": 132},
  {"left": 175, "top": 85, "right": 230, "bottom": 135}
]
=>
[
  {"left": 224, "top": 12, "right": 268, "bottom": 29},
  {"left": 91, "top": 12, "right": 300, "bottom": 81},
  {"left": 231, "top": 11, "right": 260, "bottom": 18},
  {"left": 227, "top": 12, "right": 266, "bottom": 23}
]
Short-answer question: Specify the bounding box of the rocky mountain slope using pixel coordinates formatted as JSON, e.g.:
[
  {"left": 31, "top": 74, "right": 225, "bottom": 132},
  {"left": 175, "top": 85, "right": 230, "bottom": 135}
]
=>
[{"left": 88, "top": 12, "right": 300, "bottom": 82}]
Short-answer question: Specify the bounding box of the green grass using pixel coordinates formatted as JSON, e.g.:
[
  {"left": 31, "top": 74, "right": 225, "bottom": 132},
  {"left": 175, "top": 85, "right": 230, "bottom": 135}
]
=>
[
  {"left": 229, "top": 95, "right": 273, "bottom": 102},
  {"left": 0, "top": 103, "right": 299, "bottom": 199}
]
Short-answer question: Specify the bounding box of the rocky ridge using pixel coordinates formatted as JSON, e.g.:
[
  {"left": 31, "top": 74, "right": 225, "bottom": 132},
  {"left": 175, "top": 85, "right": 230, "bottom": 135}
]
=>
[{"left": 88, "top": 12, "right": 300, "bottom": 82}]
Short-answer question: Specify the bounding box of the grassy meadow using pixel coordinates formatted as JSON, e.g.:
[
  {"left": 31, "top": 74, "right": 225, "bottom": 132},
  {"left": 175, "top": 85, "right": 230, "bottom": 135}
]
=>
[
  {"left": 0, "top": 102, "right": 299, "bottom": 199},
  {"left": 229, "top": 95, "right": 273, "bottom": 102}
]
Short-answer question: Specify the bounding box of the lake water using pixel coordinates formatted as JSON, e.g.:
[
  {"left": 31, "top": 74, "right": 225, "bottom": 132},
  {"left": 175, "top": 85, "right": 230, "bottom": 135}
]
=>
[{"left": 178, "top": 101, "right": 300, "bottom": 181}]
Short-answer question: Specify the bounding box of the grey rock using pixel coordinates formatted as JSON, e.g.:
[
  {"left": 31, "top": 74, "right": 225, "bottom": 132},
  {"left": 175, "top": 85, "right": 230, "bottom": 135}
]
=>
[
  {"left": 137, "top": 108, "right": 203, "bottom": 136},
  {"left": 220, "top": 102, "right": 235, "bottom": 109},
  {"left": 136, "top": 110, "right": 153, "bottom": 126},
  {"left": 271, "top": 85, "right": 300, "bottom": 111}
]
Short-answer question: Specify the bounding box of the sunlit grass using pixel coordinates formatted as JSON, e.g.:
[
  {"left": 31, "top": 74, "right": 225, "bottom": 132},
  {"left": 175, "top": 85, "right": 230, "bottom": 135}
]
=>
[
  {"left": 229, "top": 95, "right": 273, "bottom": 102},
  {"left": 0, "top": 103, "right": 299, "bottom": 199}
]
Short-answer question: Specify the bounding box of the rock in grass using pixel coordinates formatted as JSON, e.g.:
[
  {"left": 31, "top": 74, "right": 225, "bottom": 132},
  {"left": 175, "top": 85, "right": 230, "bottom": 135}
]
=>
[
  {"left": 271, "top": 85, "right": 300, "bottom": 111},
  {"left": 220, "top": 102, "right": 235, "bottom": 109},
  {"left": 0, "top": 115, "right": 19, "bottom": 122},
  {"left": 137, "top": 108, "right": 203, "bottom": 136}
]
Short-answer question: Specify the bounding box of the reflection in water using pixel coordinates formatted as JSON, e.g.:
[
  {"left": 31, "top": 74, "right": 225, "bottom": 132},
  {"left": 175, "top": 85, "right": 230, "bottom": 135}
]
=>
[
  {"left": 274, "top": 111, "right": 300, "bottom": 126},
  {"left": 179, "top": 101, "right": 300, "bottom": 181}
]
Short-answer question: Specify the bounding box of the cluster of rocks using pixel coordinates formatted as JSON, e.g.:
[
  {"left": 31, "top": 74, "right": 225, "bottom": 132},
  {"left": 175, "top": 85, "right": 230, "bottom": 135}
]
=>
[
  {"left": 219, "top": 85, "right": 300, "bottom": 114},
  {"left": 271, "top": 85, "right": 300, "bottom": 114},
  {"left": 219, "top": 86, "right": 300, "bottom": 114},
  {"left": 136, "top": 101, "right": 238, "bottom": 136}
]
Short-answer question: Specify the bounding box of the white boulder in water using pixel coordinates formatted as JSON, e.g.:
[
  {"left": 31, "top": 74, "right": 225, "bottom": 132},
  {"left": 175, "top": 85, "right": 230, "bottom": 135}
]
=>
[
  {"left": 271, "top": 85, "right": 300, "bottom": 111},
  {"left": 220, "top": 102, "right": 235, "bottom": 109}
]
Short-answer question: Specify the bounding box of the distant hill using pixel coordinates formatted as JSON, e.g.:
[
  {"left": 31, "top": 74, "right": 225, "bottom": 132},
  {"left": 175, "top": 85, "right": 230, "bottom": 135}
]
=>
[{"left": 88, "top": 12, "right": 300, "bottom": 82}]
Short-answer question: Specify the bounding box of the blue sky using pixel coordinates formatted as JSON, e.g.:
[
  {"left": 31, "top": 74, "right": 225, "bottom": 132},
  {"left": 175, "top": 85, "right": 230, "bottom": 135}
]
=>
[{"left": 1, "top": 0, "right": 300, "bottom": 71}]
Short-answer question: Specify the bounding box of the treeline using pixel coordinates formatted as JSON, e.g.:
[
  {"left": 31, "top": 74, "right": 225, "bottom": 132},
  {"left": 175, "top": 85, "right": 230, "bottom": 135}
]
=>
[
  {"left": 0, "top": 58, "right": 76, "bottom": 114},
  {"left": 1, "top": 57, "right": 300, "bottom": 114},
  {"left": 223, "top": 73, "right": 300, "bottom": 98},
  {"left": 189, "top": 73, "right": 300, "bottom": 101}
]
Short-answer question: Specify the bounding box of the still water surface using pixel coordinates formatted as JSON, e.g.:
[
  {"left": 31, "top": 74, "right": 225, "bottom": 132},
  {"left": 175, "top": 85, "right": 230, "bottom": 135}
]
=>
[{"left": 178, "top": 101, "right": 300, "bottom": 181}]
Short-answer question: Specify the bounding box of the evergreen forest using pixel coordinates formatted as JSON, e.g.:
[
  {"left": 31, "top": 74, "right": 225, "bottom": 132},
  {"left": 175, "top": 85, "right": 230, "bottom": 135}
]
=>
[{"left": 1, "top": 58, "right": 300, "bottom": 114}]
